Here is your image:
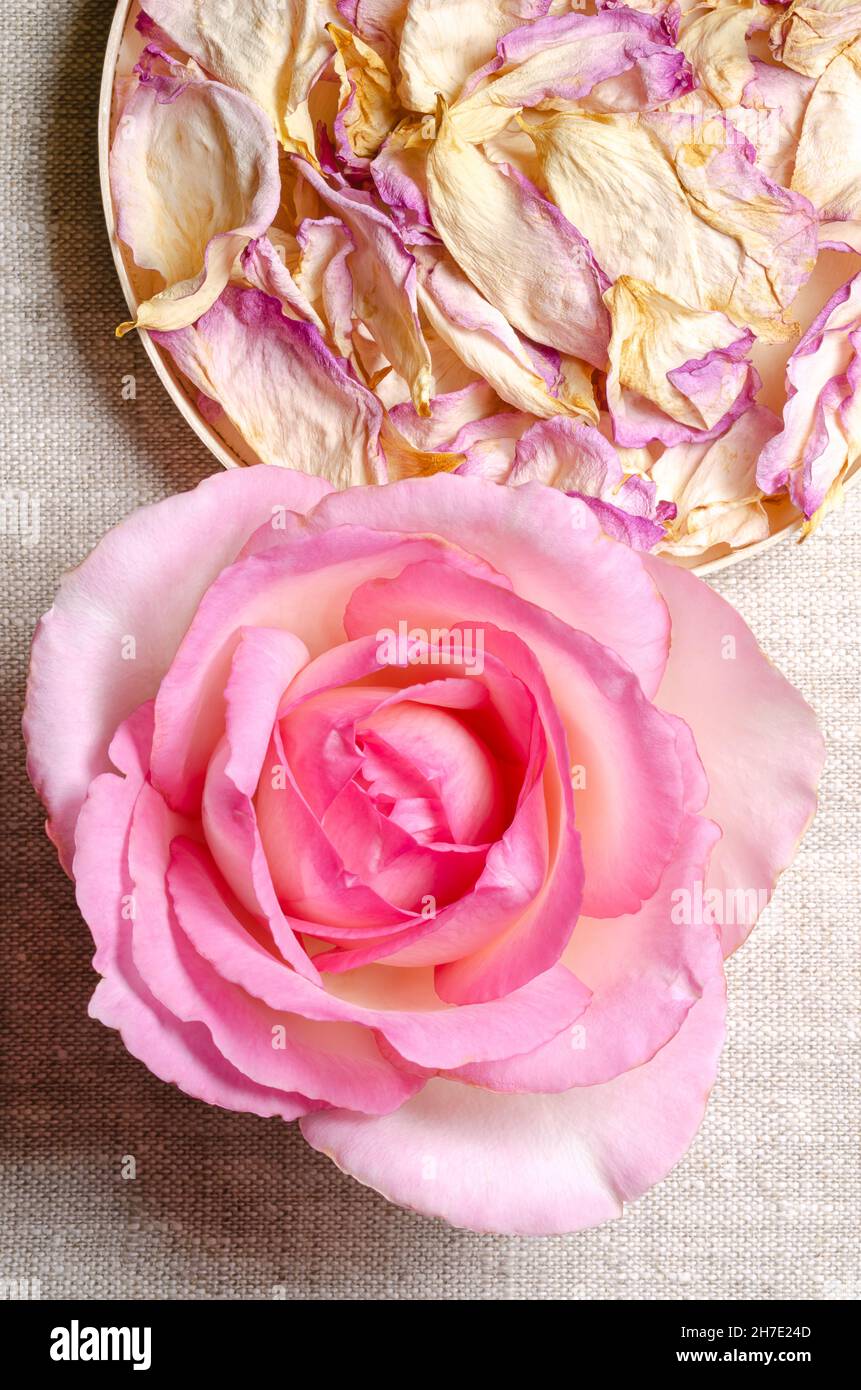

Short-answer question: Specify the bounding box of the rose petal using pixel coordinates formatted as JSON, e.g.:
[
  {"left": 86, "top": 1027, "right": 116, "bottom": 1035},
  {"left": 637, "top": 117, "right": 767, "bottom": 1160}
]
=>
[
  {"left": 643, "top": 554, "right": 825, "bottom": 956},
  {"left": 23, "top": 467, "right": 330, "bottom": 871},
  {"left": 300, "top": 962, "right": 726, "bottom": 1235},
  {"left": 111, "top": 50, "right": 281, "bottom": 335},
  {"left": 152, "top": 286, "right": 386, "bottom": 484}
]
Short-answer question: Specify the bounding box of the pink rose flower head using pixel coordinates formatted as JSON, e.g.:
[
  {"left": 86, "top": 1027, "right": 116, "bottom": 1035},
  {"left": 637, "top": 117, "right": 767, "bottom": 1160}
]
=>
[{"left": 24, "top": 467, "right": 824, "bottom": 1233}]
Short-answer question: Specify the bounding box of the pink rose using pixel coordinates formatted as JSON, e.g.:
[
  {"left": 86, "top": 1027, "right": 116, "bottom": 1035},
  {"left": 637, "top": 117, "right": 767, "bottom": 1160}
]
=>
[{"left": 25, "top": 467, "right": 823, "bottom": 1234}]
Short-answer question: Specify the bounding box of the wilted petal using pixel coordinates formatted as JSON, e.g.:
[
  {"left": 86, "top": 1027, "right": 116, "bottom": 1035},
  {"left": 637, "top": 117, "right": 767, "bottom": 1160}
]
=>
[
  {"left": 426, "top": 108, "right": 609, "bottom": 366},
  {"left": 397, "top": 0, "right": 552, "bottom": 112},
  {"left": 453, "top": 6, "right": 692, "bottom": 142},
  {"left": 653, "top": 404, "right": 780, "bottom": 556},
  {"left": 416, "top": 248, "right": 596, "bottom": 420},
  {"left": 294, "top": 217, "right": 357, "bottom": 357},
  {"left": 509, "top": 417, "right": 670, "bottom": 548},
  {"left": 145, "top": 0, "right": 339, "bottom": 146},
  {"left": 330, "top": 21, "right": 400, "bottom": 163},
  {"left": 371, "top": 123, "right": 439, "bottom": 244},
  {"left": 527, "top": 107, "right": 817, "bottom": 340},
  {"left": 756, "top": 270, "right": 861, "bottom": 525},
  {"left": 771, "top": 0, "right": 861, "bottom": 78},
  {"left": 605, "top": 277, "right": 759, "bottom": 447},
  {"left": 740, "top": 57, "right": 814, "bottom": 186},
  {"left": 793, "top": 39, "right": 861, "bottom": 220},
  {"left": 241, "top": 236, "right": 324, "bottom": 330},
  {"left": 111, "top": 51, "right": 280, "bottom": 335},
  {"left": 152, "top": 286, "right": 386, "bottom": 485},
  {"left": 296, "top": 158, "right": 433, "bottom": 411},
  {"left": 677, "top": 0, "right": 772, "bottom": 108}
]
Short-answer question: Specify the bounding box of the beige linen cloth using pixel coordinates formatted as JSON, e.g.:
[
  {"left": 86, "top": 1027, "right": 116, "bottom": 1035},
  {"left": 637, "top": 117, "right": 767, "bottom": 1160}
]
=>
[{"left": 1, "top": 2, "right": 858, "bottom": 1301}]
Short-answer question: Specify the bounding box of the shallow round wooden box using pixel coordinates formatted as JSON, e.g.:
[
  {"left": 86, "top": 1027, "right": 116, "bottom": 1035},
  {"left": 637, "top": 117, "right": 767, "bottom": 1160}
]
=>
[{"left": 99, "top": 0, "right": 860, "bottom": 574}]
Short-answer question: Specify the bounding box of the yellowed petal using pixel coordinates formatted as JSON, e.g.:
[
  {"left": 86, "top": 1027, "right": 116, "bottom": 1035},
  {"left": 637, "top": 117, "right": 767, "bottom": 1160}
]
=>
[
  {"left": 111, "top": 55, "right": 280, "bottom": 336},
  {"left": 146, "top": 0, "right": 340, "bottom": 146},
  {"left": 677, "top": 1, "right": 770, "bottom": 109},
  {"left": 416, "top": 248, "right": 596, "bottom": 421},
  {"left": 605, "top": 276, "right": 755, "bottom": 443},
  {"left": 398, "top": 0, "right": 542, "bottom": 112},
  {"left": 426, "top": 105, "right": 610, "bottom": 366},
  {"left": 793, "top": 38, "right": 861, "bottom": 219},
  {"left": 771, "top": 0, "right": 861, "bottom": 79},
  {"left": 298, "top": 160, "right": 433, "bottom": 413},
  {"left": 329, "top": 22, "right": 400, "bottom": 158},
  {"left": 526, "top": 108, "right": 816, "bottom": 340}
]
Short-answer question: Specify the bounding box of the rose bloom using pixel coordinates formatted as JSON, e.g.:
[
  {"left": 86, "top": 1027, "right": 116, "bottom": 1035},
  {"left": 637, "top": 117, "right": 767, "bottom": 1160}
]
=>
[{"left": 25, "top": 468, "right": 823, "bottom": 1234}]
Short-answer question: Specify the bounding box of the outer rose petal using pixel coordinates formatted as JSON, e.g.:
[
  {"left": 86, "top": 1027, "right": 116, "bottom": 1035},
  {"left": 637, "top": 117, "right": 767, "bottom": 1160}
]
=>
[
  {"left": 643, "top": 555, "right": 826, "bottom": 957},
  {"left": 75, "top": 705, "right": 315, "bottom": 1122},
  {"left": 111, "top": 52, "right": 281, "bottom": 335},
  {"left": 300, "top": 962, "right": 726, "bottom": 1235},
  {"left": 23, "top": 467, "right": 331, "bottom": 871},
  {"left": 152, "top": 286, "right": 387, "bottom": 485}
]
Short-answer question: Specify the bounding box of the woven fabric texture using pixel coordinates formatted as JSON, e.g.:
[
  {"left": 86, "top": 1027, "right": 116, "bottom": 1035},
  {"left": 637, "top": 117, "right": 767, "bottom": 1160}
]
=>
[{"left": 1, "top": 1, "right": 859, "bottom": 1302}]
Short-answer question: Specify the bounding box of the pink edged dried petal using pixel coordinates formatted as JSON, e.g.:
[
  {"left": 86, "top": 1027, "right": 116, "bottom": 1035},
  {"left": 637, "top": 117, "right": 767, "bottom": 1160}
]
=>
[
  {"left": 770, "top": 0, "right": 861, "bottom": 79},
  {"left": 605, "top": 277, "right": 760, "bottom": 448},
  {"left": 509, "top": 416, "right": 670, "bottom": 550},
  {"left": 295, "top": 159, "right": 433, "bottom": 412},
  {"left": 152, "top": 286, "right": 387, "bottom": 485},
  {"left": 527, "top": 107, "right": 818, "bottom": 342},
  {"left": 299, "top": 961, "right": 726, "bottom": 1235},
  {"left": 456, "top": 4, "right": 692, "bottom": 141},
  {"left": 415, "top": 247, "right": 594, "bottom": 420},
  {"left": 23, "top": 466, "right": 330, "bottom": 872},
  {"left": 792, "top": 38, "right": 861, "bottom": 222},
  {"left": 111, "top": 50, "right": 281, "bottom": 334},
  {"left": 756, "top": 271, "right": 861, "bottom": 521},
  {"left": 741, "top": 57, "right": 814, "bottom": 187},
  {"left": 426, "top": 106, "right": 610, "bottom": 367},
  {"left": 241, "top": 237, "right": 324, "bottom": 332},
  {"left": 294, "top": 217, "right": 357, "bottom": 358},
  {"left": 653, "top": 404, "right": 779, "bottom": 558},
  {"left": 643, "top": 554, "right": 825, "bottom": 956},
  {"left": 397, "top": 0, "right": 553, "bottom": 113}
]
